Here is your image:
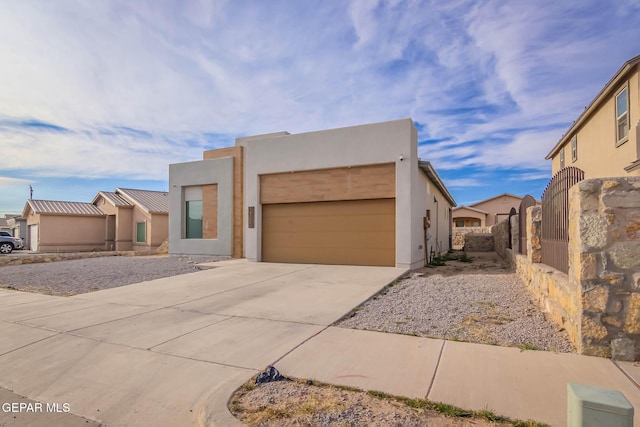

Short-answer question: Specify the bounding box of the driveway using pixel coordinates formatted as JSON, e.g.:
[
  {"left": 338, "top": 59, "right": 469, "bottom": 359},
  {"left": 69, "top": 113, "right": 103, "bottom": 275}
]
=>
[{"left": 0, "top": 260, "right": 405, "bottom": 426}]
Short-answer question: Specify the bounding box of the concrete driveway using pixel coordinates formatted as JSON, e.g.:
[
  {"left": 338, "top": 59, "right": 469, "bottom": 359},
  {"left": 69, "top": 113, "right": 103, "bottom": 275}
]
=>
[{"left": 0, "top": 260, "right": 405, "bottom": 426}]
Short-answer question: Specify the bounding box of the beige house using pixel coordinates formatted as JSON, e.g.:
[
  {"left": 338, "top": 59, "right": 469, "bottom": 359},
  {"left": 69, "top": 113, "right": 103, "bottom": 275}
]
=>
[
  {"left": 546, "top": 54, "right": 640, "bottom": 176},
  {"left": 23, "top": 200, "right": 106, "bottom": 252},
  {"left": 23, "top": 188, "right": 168, "bottom": 253},
  {"left": 92, "top": 188, "right": 169, "bottom": 251},
  {"left": 451, "top": 206, "right": 488, "bottom": 227},
  {"left": 453, "top": 193, "right": 533, "bottom": 227},
  {"left": 169, "top": 119, "right": 456, "bottom": 268}
]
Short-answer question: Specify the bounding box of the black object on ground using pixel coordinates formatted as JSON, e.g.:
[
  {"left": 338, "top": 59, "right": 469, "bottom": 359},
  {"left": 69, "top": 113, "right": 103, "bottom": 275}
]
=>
[{"left": 255, "top": 366, "right": 289, "bottom": 384}]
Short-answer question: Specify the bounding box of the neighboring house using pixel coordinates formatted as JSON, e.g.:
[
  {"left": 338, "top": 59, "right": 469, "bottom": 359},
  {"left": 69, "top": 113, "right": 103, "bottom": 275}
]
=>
[
  {"left": 22, "top": 188, "right": 168, "bottom": 253},
  {"left": 22, "top": 200, "right": 106, "bottom": 252},
  {"left": 5, "top": 214, "right": 27, "bottom": 243},
  {"left": 545, "top": 54, "right": 640, "bottom": 176},
  {"left": 451, "top": 206, "right": 488, "bottom": 227},
  {"left": 0, "top": 215, "right": 11, "bottom": 233},
  {"left": 92, "top": 188, "right": 169, "bottom": 251},
  {"left": 169, "top": 118, "right": 456, "bottom": 269},
  {"left": 453, "top": 193, "right": 535, "bottom": 227}
]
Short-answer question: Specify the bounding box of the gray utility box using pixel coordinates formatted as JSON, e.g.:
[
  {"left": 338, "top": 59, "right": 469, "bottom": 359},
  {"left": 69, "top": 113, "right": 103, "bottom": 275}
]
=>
[{"left": 567, "top": 383, "right": 634, "bottom": 427}]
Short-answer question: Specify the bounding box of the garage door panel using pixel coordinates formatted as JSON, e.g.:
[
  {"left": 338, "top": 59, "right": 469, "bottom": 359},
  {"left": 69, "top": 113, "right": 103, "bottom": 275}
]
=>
[
  {"left": 263, "top": 247, "right": 394, "bottom": 267},
  {"left": 263, "top": 216, "right": 394, "bottom": 233},
  {"left": 262, "top": 199, "right": 395, "bottom": 266},
  {"left": 263, "top": 230, "right": 395, "bottom": 249}
]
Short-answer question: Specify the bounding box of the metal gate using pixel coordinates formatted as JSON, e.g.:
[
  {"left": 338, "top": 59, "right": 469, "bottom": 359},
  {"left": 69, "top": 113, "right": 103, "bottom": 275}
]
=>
[
  {"left": 541, "top": 167, "right": 584, "bottom": 273},
  {"left": 518, "top": 195, "right": 537, "bottom": 255},
  {"left": 508, "top": 207, "right": 517, "bottom": 249}
]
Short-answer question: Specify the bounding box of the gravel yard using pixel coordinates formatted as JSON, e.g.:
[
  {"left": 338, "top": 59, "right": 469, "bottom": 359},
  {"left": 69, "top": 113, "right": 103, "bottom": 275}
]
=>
[
  {"left": 0, "top": 255, "right": 228, "bottom": 296},
  {"left": 337, "top": 253, "right": 575, "bottom": 353}
]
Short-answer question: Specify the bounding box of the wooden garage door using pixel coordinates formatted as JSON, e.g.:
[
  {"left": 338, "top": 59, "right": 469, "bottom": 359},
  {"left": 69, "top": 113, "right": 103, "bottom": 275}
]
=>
[{"left": 262, "top": 199, "right": 395, "bottom": 266}]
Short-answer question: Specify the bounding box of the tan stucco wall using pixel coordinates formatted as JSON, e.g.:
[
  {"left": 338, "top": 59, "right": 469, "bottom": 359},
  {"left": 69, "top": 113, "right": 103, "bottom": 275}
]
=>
[
  {"left": 149, "top": 213, "right": 168, "bottom": 246},
  {"left": 551, "top": 68, "right": 639, "bottom": 177},
  {"left": 471, "top": 195, "right": 522, "bottom": 226},
  {"left": 28, "top": 214, "right": 105, "bottom": 252}
]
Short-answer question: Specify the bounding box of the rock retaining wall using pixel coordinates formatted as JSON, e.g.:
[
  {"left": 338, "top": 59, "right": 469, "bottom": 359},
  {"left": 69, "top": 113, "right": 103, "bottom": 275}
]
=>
[
  {"left": 464, "top": 234, "right": 494, "bottom": 252},
  {"left": 514, "top": 177, "right": 640, "bottom": 360},
  {"left": 452, "top": 227, "right": 491, "bottom": 249}
]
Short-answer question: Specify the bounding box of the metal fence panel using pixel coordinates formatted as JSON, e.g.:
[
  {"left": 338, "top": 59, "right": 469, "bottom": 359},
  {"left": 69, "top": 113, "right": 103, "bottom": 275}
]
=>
[{"left": 540, "top": 167, "right": 584, "bottom": 273}]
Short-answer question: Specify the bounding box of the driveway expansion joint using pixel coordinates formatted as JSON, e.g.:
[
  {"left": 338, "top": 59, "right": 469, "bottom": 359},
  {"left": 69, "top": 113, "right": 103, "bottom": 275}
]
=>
[{"left": 425, "top": 338, "right": 446, "bottom": 399}]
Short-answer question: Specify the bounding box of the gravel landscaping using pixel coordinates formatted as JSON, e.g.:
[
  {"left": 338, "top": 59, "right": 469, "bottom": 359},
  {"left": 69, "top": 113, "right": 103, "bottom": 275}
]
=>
[
  {"left": 337, "top": 253, "right": 575, "bottom": 353},
  {"left": 0, "top": 255, "right": 228, "bottom": 296}
]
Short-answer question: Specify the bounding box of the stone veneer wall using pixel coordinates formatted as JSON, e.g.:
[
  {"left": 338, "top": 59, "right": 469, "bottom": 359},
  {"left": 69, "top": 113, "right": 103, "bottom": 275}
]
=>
[
  {"left": 568, "top": 177, "right": 640, "bottom": 360},
  {"left": 514, "top": 177, "right": 640, "bottom": 360},
  {"left": 452, "top": 226, "right": 491, "bottom": 249},
  {"left": 464, "top": 234, "right": 494, "bottom": 252},
  {"left": 491, "top": 220, "right": 510, "bottom": 260}
]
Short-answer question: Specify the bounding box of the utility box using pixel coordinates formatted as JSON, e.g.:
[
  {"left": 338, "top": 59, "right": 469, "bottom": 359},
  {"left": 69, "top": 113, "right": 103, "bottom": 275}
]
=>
[{"left": 567, "top": 383, "right": 633, "bottom": 427}]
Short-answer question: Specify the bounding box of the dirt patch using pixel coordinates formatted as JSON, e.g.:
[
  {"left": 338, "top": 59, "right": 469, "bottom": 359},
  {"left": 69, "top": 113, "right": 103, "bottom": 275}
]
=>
[
  {"left": 230, "top": 378, "right": 545, "bottom": 427},
  {"left": 422, "top": 251, "right": 512, "bottom": 275}
]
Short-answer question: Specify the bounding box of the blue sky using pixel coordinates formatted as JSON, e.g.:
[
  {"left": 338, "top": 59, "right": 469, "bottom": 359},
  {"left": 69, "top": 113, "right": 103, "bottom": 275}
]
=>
[{"left": 1, "top": 0, "right": 640, "bottom": 214}]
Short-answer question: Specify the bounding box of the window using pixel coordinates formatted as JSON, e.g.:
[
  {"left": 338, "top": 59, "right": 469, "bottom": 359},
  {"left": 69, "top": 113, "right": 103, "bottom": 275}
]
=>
[
  {"left": 136, "top": 222, "right": 146, "bottom": 243},
  {"left": 455, "top": 220, "right": 464, "bottom": 228},
  {"left": 186, "top": 200, "right": 203, "bottom": 239},
  {"left": 571, "top": 136, "right": 577, "bottom": 162},
  {"left": 560, "top": 149, "right": 565, "bottom": 169},
  {"left": 616, "top": 87, "right": 628, "bottom": 145}
]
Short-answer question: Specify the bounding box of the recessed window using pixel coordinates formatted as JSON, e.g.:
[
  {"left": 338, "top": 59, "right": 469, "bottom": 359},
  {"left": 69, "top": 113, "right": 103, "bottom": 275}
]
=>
[
  {"left": 560, "top": 149, "right": 565, "bottom": 169},
  {"left": 616, "top": 87, "right": 628, "bottom": 145},
  {"left": 136, "top": 222, "right": 146, "bottom": 243},
  {"left": 186, "top": 200, "right": 203, "bottom": 239},
  {"left": 571, "top": 136, "right": 577, "bottom": 162},
  {"left": 455, "top": 220, "right": 464, "bottom": 228}
]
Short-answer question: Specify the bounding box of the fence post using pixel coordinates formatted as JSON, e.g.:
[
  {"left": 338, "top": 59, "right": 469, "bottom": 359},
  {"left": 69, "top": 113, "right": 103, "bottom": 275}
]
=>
[{"left": 527, "top": 206, "right": 542, "bottom": 263}]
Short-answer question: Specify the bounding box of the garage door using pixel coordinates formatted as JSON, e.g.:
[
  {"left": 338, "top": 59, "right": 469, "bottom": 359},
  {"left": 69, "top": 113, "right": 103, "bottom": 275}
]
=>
[{"left": 262, "top": 198, "right": 395, "bottom": 266}]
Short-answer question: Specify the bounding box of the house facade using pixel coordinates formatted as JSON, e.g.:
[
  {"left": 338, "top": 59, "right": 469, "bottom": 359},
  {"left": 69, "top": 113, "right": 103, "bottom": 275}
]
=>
[
  {"left": 23, "top": 200, "right": 106, "bottom": 252},
  {"left": 453, "top": 193, "right": 531, "bottom": 227},
  {"left": 169, "top": 119, "right": 456, "bottom": 269},
  {"left": 22, "top": 188, "right": 168, "bottom": 253},
  {"left": 92, "top": 188, "right": 169, "bottom": 251},
  {"left": 545, "top": 54, "right": 640, "bottom": 176}
]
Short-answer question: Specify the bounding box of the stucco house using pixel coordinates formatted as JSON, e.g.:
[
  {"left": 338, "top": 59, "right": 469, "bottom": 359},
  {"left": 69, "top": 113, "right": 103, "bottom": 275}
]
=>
[
  {"left": 23, "top": 200, "right": 106, "bottom": 252},
  {"left": 545, "top": 54, "right": 640, "bottom": 176},
  {"left": 169, "top": 119, "right": 456, "bottom": 269},
  {"left": 5, "top": 214, "right": 27, "bottom": 242},
  {"left": 22, "top": 188, "right": 168, "bottom": 253},
  {"left": 92, "top": 188, "right": 169, "bottom": 251},
  {"left": 453, "top": 193, "right": 533, "bottom": 228}
]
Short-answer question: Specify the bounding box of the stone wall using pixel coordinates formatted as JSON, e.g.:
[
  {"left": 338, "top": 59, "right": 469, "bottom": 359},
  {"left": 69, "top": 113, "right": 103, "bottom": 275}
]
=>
[
  {"left": 568, "top": 177, "right": 640, "bottom": 360},
  {"left": 452, "top": 226, "right": 491, "bottom": 249},
  {"left": 514, "top": 177, "right": 640, "bottom": 361},
  {"left": 464, "top": 234, "right": 494, "bottom": 252},
  {"left": 491, "top": 220, "right": 510, "bottom": 259}
]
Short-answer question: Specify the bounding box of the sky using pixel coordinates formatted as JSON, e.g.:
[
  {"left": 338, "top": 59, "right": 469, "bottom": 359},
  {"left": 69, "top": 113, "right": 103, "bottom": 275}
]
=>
[{"left": 1, "top": 0, "right": 640, "bottom": 215}]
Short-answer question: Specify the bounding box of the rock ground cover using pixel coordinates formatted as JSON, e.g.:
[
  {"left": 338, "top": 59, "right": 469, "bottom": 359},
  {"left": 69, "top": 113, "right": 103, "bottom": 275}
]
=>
[
  {"left": 337, "top": 252, "right": 574, "bottom": 353},
  {"left": 0, "top": 255, "right": 228, "bottom": 296}
]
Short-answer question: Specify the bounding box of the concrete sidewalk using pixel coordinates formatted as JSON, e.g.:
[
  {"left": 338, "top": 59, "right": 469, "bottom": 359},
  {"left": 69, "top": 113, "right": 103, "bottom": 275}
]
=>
[{"left": 276, "top": 327, "right": 640, "bottom": 427}]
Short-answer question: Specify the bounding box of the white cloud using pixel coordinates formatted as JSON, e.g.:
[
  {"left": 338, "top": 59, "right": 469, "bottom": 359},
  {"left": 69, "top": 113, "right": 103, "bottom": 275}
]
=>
[
  {"left": 0, "top": 176, "right": 33, "bottom": 187},
  {"left": 0, "top": 0, "right": 638, "bottom": 204}
]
